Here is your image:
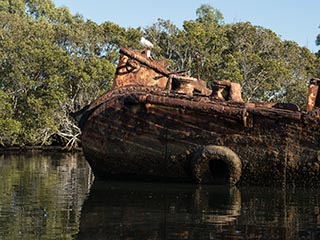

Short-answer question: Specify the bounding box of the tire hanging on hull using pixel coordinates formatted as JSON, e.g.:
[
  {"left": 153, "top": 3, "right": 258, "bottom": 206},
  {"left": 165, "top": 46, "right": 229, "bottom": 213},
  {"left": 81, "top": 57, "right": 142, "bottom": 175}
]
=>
[{"left": 190, "top": 145, "right": 242, "bottom": 185}]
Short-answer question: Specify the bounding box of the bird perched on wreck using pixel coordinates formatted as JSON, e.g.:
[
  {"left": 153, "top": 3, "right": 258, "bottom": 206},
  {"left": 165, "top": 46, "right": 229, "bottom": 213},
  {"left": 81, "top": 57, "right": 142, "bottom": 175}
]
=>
[
  {"left": 140, "top": 37, "right": 154, "bottom": 59},
  {"left": 140, "top": 37, "right": 154, "bottom": 48}
]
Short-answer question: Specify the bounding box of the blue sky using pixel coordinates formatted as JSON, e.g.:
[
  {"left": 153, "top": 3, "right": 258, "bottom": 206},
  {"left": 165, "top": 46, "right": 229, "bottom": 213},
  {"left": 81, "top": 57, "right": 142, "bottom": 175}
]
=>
[{"left": 52, "top": 0, "right": 320, "bottom": 52}]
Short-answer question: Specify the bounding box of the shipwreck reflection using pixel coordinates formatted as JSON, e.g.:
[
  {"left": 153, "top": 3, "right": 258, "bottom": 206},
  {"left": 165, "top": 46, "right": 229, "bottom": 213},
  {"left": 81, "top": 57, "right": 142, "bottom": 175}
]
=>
[{"left": 76, "top": 181, "right": 241, "bottom": 240}]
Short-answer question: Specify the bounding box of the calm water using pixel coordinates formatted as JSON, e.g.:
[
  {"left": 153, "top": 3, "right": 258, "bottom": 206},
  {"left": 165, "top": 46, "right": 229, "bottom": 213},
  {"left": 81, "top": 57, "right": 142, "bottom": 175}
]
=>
[{"left": 0, "top": 153, "right": 319, "bottom": 240}]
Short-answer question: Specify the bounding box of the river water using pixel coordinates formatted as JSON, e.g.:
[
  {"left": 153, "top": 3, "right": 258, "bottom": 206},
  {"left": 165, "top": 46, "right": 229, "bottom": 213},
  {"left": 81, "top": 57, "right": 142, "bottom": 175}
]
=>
[{"left": 0, "top": 153, "right": 319, "bottom": 240}]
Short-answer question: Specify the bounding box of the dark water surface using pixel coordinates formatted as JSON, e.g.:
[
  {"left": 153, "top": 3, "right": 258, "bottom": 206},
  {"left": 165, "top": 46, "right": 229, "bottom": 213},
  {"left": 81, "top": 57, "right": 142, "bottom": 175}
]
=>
[{"left": 0, "top": 154, "right": 319, "bottom": 240}]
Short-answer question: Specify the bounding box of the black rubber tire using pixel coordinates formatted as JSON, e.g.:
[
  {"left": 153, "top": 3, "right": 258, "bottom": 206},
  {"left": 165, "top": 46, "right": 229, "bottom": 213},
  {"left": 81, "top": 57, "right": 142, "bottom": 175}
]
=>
[{"left": 190, "top": 145, "right": 242, "bottom": 185}]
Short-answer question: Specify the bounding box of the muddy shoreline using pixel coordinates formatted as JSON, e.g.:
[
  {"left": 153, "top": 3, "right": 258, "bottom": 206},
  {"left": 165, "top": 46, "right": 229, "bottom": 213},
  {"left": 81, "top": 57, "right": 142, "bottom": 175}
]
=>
[{"left": 0, "top": 145, "right": 82, "bottom": 153}]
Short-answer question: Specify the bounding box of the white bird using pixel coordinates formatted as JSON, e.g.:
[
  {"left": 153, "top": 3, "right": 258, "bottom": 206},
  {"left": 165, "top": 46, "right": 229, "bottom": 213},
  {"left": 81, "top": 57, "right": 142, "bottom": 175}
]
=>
[{"left": 140, "top": 37, "right": 154, "bottom": 48}]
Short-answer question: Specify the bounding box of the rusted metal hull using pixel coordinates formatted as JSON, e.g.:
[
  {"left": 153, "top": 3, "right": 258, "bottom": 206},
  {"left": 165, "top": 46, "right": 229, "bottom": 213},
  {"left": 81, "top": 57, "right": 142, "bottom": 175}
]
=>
[
  {"left": 80, "top": 85, "right": 320, "bottom": 186},
  {"left": 77, "top": 47, "right": 320, "bottom": 186}
]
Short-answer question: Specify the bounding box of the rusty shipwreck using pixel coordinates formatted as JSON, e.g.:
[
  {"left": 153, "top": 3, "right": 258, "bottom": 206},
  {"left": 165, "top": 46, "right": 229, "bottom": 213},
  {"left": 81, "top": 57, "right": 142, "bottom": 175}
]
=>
[{"left": 77, "top": 47, "right": 320, "bottom": 186}]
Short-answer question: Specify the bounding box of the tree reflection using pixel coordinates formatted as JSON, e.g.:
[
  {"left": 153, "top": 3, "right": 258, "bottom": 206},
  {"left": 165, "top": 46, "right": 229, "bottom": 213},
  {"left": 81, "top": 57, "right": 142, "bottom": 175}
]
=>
[{"left": 0, "top": 153, "right": 93, "bottom": 240}]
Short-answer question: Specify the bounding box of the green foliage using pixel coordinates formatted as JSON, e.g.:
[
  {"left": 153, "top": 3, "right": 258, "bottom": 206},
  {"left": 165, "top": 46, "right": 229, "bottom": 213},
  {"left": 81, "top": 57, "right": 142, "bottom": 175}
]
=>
[
  {"left": 196, "top": 4, "right": 224, "bottom": 25},
  {"left": 0, "top": 0, "right": 118, "bottom": 147},
  {"left": 223, "top": 22, "right": 290, "bottom": 101},
  {"left": 0, "top": 90, "right": 22, "bottom": 146}
]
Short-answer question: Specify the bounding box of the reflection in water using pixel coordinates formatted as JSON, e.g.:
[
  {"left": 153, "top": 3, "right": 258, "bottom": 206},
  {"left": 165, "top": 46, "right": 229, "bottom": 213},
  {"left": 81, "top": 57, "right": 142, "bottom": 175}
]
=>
[
  {"left": 0, "top": 153, "right": 93, "bottom": 240},
  {"left": 76, "top": 182, "right": 320, "bottom": 240},
  {"left": 0, "top": 153, "right": 319, "bottom": 240},
  {"left": 236, "top": 187, "right": 320, "bottom": 240},
  {"left": 76, "top": 181, "right": 241, "bottom": 240}
]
